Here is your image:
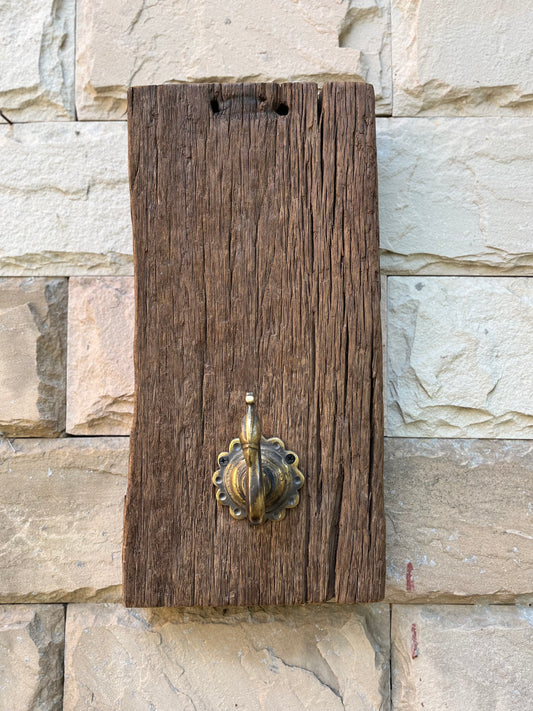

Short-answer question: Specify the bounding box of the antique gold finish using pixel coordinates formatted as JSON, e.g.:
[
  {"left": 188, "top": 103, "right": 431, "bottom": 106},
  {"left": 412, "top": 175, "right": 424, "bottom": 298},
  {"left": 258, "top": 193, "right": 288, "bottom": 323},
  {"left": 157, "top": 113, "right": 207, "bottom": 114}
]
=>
[{"left": 213, "top": 393, "right": 304, "bottom": 524}]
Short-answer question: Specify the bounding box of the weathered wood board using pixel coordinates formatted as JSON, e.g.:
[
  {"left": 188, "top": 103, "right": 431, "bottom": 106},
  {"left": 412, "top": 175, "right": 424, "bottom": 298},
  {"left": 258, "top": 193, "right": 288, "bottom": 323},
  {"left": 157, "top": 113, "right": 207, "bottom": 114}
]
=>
[{"left": 123, "top": 82, "right": 384, "bottom": 607}]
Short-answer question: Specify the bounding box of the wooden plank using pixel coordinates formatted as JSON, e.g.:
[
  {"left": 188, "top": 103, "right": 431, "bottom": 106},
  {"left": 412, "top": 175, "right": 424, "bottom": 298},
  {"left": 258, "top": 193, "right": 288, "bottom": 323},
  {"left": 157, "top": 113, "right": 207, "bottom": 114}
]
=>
[{"left": 123, "top": 82, "right": 384, "bottom": 607}]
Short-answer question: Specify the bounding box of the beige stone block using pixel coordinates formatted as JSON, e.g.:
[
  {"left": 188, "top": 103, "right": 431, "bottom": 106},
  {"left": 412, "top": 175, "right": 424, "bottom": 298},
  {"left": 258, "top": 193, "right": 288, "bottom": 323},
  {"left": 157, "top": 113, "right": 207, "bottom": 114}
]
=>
[
  {"left": 377, "top": 118, "right": 533, "bottom": 275},
  {"left": 392, "top": 605, "right": 533, "bottom": 710},
  {"left": 64, "top": 603, "right": 390, "bottom": 710},
  {"left": 0, "top": 0, "right": 75, "bottom": 122},
  {"left": 385, "top": 438, "right": 533, "bottom": 602},
  {"left": 0, "top": 278, "right": 67, "bottom": 436},
  {"left": 387, "top": 277, "right": 533, "bottom": 438},
  {"left": 75, "top": 0, "right": 392, "bottom": 120},
  {"left": 391, "top": 0, "right": 533, "bottom": 116},
  {"left": 0, "top": 605, "right": 64, "bottom": 711},
  {"left": 0, "top": 123, "right": 131, "bottom": 277},
  {"left": 67, "top": 278, "right": 134, "bottom": 435},
  {"left": 6, "top": 118, "right": 532, "bottom": 281},
  {"left": 0, "top": 438, "right": 127, "bottom": 602},
  {"left": 381, "top": 274, "right": 387, "bottom": 417}
]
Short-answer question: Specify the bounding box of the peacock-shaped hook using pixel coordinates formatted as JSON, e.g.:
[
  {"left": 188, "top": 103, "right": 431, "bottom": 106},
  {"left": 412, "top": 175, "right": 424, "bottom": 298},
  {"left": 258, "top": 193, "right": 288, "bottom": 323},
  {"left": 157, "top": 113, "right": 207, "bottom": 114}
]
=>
[{"left": 213, "top": 392, "right": 304, "bottom": 525}]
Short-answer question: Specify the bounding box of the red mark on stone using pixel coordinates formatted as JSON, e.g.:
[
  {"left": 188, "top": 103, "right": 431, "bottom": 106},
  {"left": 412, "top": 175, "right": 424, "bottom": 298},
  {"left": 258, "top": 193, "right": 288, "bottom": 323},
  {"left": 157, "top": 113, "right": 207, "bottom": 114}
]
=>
[
  {"left": 411, "top": 623, "right": 419, "bottom": 659},
  {"left": 406, "top": 562, "right": 415, "bottom": 592}
]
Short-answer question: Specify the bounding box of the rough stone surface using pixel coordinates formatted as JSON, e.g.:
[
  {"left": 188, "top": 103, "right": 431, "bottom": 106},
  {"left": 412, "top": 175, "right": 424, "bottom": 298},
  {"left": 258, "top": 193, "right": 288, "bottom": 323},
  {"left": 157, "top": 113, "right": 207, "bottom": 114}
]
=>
[
  {"left": 381, "top": 275, "right": 387, "bottom": 418},
  {"left": 64, "top": 603, "right": 390, "bottom": 710},
  {"left": 0, "top": 0, "right": 75, "bottom": 122},
  {"left": 67, "top": 278, "right": 134, "bottom": 435},
  {"left": 392, "top": 605, "right": 533, "bottom": 710},
  {"left": 0, "top": 278, "right": 67, "bottom": 436},
  {"left": 387, "top": 277, "right": 533, "bottom": 438},
  {"left": 3, "top": 119, "right": 532, "bottom": 277},
  {"left": 75, "top": 0, "right": 392, "bottom": 120},
  {"left": 391, "top": 0, "right": 533, "bottom": 116},
  {"left": 0, "top": 604, "right": 64, "bottom": 711},
  {"left": 2, "top": 433, "right": 531, "bottom": 608},
  {"left": 385, "top": 438, "right": 533, "bottom": 602},
  {"left": 0, "top": 123, "right": 130, "bottom": 276},
  {"left": 377, "top": 118, "right": 533, "bottom": 274},
  {"left": 0, "top": 438, "right": 126, "bottom": 602}
]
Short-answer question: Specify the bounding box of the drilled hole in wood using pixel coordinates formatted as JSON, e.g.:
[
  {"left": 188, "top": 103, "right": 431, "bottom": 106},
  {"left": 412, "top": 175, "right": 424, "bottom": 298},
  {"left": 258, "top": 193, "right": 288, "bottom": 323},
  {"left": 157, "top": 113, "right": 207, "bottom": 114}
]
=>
[
  {"left": 275, "top": 102, "right": 289, "bottom": 116},
  {"left": 210, "top": 98, "right": 220, "bottom": 114}
]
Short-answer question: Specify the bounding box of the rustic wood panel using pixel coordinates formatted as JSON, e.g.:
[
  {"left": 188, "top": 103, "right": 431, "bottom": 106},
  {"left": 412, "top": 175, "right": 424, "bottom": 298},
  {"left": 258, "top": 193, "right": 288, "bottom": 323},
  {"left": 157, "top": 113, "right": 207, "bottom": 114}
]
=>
[{"left": 123, "top": 82, "right": 384, "bottom": 607}]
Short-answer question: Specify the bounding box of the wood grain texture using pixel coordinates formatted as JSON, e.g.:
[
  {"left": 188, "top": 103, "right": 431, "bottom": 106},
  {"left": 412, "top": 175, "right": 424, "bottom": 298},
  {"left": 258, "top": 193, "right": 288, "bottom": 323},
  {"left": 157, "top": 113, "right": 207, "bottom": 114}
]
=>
[{"left": 123, "top": 82, "right": 384, "bottom": 607}]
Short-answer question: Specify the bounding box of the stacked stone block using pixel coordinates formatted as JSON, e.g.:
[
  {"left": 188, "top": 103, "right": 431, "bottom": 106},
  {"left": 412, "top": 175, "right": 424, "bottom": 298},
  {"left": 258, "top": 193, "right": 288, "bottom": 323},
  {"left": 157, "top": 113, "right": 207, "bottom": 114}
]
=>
[{"left": 0, "top": 0, "right": 532, "bottom": 708}]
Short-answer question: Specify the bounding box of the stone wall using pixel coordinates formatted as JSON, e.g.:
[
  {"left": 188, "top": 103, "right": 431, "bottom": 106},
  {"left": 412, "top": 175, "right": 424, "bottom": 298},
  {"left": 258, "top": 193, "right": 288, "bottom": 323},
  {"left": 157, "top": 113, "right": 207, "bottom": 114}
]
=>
[{"left": 0, "top": 1, "right": 531, "bottom": 708}]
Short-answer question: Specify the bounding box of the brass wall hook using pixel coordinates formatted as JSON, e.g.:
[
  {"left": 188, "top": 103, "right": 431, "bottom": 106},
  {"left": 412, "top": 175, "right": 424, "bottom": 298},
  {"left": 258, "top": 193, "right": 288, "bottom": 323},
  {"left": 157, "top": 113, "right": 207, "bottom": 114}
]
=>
[{"left": 213, "top": 393, "right": 304, "bottom": 524}]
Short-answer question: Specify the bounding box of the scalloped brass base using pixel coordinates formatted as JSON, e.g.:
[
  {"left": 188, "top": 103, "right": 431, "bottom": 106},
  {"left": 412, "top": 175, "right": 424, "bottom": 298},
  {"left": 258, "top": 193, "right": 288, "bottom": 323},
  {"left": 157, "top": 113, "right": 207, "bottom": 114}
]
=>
[{"left": 213, "top": 435, "right": 304, "bottom": 523}]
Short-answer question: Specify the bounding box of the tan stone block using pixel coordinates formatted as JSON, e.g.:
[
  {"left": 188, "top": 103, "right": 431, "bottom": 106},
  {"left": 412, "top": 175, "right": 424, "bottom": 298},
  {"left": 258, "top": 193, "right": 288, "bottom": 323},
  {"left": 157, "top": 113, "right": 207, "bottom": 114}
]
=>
[
  {"left": 377, "top": 118, "right": 533, "bottom": 275},
  {"left": 6, "top": 117, "right": 532, "bottom": 282},
  {"left": 0, "top": 438, "right": 127, "bottom": 602},
  {"left": 387, "top": 277, "right": 533, "bottom": 438},
  {"left": 75, "top": 0, "right": 392, "bottom": 120},
  {"left": 392, "top": 0, "right": 533, "bottom": 116},
  {"left": 0, "top": 123, "right": 130, "bottom": 277},
  {"left": 0, "top": 0, "right": 75, "bottom": 121},
  {"left": 64, "top": 603, "right": 390, "bottom": 710},
  {"left": 385, "top": 439, "right": 533, "bottom": 602},
  {"left": 392, "top": 605, "right": 533, "bottom": 710},
  {"left": 0, "top": 278, "right": 67, "bottom": 436},
  {"left": 0, "top": 604, "right": 64, "bottom": 711},
  {"left": 67, "top": 278, "right": 134, "bottom": 435},
  {"left": 381, "top": 274, "right": 387, "bottom": 418}
]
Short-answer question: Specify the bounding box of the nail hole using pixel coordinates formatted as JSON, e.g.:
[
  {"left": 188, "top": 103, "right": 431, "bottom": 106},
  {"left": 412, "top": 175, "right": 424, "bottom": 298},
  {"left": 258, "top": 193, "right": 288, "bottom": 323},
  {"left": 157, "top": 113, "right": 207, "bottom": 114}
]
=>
[
  {"left": 275, "top": 102, "right": 289, "bottom": 116},
  {"left": 210, "top": 98, "right": 220, "bottom": 114},
  {"left": 215, "top": 476, "right": 222, "bottom": 485}
]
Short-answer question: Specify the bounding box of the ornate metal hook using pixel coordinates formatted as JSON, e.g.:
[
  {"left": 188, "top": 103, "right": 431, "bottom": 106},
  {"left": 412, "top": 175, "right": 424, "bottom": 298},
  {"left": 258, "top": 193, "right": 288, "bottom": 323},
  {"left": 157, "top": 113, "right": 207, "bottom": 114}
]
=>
[{"left": 213, "top": 393, "right": 304, "bottom": 525}]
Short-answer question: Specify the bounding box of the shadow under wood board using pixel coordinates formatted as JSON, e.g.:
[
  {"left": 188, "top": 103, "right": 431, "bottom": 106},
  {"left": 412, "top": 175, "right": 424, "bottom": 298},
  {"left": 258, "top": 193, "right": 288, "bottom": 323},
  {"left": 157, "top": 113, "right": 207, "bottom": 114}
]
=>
[{"left": 123, "top": 82, "right": 384, "bottom": 607}]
